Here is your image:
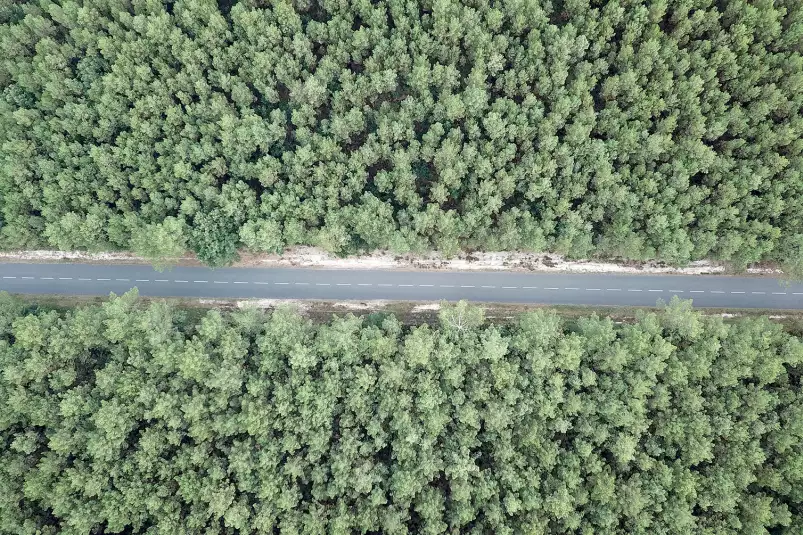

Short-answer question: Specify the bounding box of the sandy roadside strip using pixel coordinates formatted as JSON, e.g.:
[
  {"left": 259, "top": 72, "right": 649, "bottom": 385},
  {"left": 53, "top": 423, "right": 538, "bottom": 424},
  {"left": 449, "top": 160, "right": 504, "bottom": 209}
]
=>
[{"left": 0, "top": 247, "right": 784, "bottom": 277}]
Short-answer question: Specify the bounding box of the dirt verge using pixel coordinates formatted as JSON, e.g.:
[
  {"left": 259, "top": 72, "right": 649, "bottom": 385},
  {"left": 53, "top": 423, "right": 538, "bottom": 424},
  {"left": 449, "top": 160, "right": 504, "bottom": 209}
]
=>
[
  {"left": 0, "top": 247, "right": 785, "bottom": 277},
  {"left": 11, "top": 293, "right": 803, "bottom": 333}
]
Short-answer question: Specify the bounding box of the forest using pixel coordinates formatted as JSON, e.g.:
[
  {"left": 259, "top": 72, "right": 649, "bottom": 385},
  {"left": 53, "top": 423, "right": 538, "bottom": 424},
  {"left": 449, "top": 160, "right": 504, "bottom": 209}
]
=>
[
  {"left": 1, "top": 291, "right": 801, "bottom": 534},
  {"left": 1, "top": 0, "right": 802, "bottom": 268}
]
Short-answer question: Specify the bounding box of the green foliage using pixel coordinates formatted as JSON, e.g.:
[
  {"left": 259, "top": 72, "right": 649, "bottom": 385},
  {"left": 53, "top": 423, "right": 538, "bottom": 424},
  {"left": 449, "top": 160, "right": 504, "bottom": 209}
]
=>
[
  {"left": 1, "top": 0, "right": 801, "bottom": 266},
  {"left": 0, "top": 291, "right": 23, "bottom": 335},
  {"left": 438, "top": 300, "right": 485, "bottom": 334},
  {"left": 1, "top": 293, "right": 802, "bottom": 533},
  {"left": 130, "top": 216, "right": 187, "bottom": 270}
]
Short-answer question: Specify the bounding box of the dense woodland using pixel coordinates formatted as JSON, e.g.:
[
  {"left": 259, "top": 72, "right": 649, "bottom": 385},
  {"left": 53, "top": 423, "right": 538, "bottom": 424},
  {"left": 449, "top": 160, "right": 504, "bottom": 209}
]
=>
[
  {"left": 0, "top": 292, "right": 801, "bottom": 534},
  {"left": 1, "top": 0, "right": 802, "bottom": 267}
]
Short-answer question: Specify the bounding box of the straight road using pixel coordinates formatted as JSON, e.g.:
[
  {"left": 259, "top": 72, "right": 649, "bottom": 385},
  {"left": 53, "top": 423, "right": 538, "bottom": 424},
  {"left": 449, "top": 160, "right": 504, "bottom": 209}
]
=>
[{"left": 1, "top": 263, "right": 802, "bottom": 309}]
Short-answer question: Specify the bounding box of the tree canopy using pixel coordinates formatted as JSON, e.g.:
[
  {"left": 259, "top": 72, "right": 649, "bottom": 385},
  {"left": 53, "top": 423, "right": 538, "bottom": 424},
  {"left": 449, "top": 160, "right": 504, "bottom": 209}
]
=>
[
  {"left": 1, "top": 0, "right": 802, "bottom": 267},
  {"left": 1, "top": 291, "right": 802, "bottom": 534}
]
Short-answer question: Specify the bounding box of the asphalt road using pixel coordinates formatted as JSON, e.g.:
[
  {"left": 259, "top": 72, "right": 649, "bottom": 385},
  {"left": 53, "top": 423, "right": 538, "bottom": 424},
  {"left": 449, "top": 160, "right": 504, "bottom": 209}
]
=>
[{"left": 1, "top": 263, "right": 802, "bottom": 309}]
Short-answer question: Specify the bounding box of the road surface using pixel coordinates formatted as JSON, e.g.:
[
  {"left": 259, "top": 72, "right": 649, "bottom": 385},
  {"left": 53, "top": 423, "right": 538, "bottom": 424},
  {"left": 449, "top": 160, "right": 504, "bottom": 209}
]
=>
[{"left": 1, "top": 263, "right": 802, "bottom": 309}]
